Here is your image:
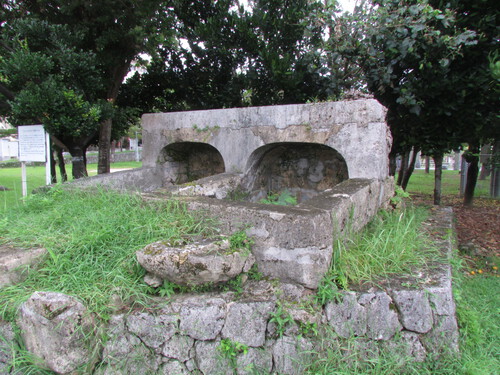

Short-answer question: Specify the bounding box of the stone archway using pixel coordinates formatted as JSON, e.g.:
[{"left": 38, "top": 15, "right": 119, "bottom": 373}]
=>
[
  {"left": 242, "top": 142, "right": 349, "bottom": 202},
  {"left": 158, "top": 142, "right": 225, "bottom": 185}
]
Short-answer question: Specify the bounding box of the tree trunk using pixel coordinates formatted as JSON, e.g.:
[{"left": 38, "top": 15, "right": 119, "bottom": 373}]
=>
[
  {"left": 425, "top": 156, "right": 430, "bottom": 174},
  {"left": 401, "top": 147, "right": 420, "bottom": 191},
  {"left": 56, "top": 147, "right": 67, "bottom": 182},
  {"left": 433, "top": 154, "right": 443, "bottom": 205},
  {"left": 463, "top": 144, "right": 479, "bottom": 206},
  {"left": 397, "top": 151, "right": 409, "bottom": 186},
  {"left": 389, "top": 150, "right": 397, "bottom": 176},
  {"left": 97, "top": 118, "right": 112, "bottom": 174},
  {"left": 50, "top": 147, "right": 57, "bottom": 184},
  {"left": 478, "top": 143, "right": 491, "bottom": 180},
  {"left": 68, "top": 146, "right": 88, "bottom": 179},
  {"left": 453, "top": 151, "right": 460, "bottom": 171},
  {"left": 491, "top": 140, "right": 500, "bottom": 198},
  {"left": 97, "top": 61, "right": 133, "bottom": 175}
]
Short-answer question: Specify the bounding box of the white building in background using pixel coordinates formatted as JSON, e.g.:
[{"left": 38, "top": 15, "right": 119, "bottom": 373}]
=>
[
  {"left": 0, "top": 117, "right": 19, "bottom": 161},
  {"left": 0, "top": 137, "right": 18, "bottom": 161}
]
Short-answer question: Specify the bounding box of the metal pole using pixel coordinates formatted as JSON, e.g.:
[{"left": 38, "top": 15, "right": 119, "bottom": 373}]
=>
[
  {"left": 21, "top": 161, "right": 27, "bottom": 197},
  {"left": 45, "top": 131, "right": 51, "bottom": 185},
  {"left": 135, "top": 131, "right": 140, "bottom": 162}
]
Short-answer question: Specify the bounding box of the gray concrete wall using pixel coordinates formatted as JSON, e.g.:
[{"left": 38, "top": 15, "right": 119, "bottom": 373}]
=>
[{"left": 141, "top": 99, "right": 390, "bottom": 182}]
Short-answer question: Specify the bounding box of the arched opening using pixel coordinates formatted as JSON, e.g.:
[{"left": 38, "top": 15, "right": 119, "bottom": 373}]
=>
[
  {"left": 158, "top": 142, "right": 225, "bottom": 184},
  {"left": 243, "top": 142, "right": 348, "bottom": 203}
]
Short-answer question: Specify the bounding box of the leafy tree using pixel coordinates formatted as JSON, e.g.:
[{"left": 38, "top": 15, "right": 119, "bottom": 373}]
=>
[
  {"left": 119, "top": 0, "right": 354, "bottom": 113},
  {"left": 344, "top": 0, "right": 498, "bottom": 205},
  {"left": 1, "top": 0, "right": 176, "bottom": 175},
  {"left": 242, "top": 0, "right": 339, "bottom": 105},
  {"left": 0, "top": 19, "right": 109, "bottom": 178},
  {"left": 119, "top": 0, "right": 247, "bottom": 112}
]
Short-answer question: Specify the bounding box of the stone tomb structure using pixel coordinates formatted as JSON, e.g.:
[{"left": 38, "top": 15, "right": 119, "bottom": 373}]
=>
[
  {"left": 1, "top": 100, "right": 461, "bottom": 374},
  {"left": 82, "top": 99, "right": 394, "bottom": 289}
]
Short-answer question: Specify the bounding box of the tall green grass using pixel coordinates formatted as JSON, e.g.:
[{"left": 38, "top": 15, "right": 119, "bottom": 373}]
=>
[
  {"left": 0, "top": 161, "right": 141, "bottom": 211},
  {"left": 0, "top": 187, "right": 215, "bottom": 320},
  {"left": 316, "top": 207, "right": 437, "bottom": 305},
  {"left": 334, "top": 208, "right": 437, "bottom": 285}
]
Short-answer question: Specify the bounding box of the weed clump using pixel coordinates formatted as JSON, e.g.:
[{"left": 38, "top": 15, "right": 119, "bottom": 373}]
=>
[{"left": 316, "top": 207, "right": 438, "bottom": 305}]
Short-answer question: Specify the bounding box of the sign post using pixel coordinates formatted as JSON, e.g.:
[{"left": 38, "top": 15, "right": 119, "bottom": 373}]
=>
[{"left": 18, "top": 125, "right": 51, "bottom": 197}]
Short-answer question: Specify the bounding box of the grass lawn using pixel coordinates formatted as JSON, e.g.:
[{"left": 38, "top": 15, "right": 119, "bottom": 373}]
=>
[
  {"left": 0, "top": 161, "right": 142, "bottom": 211},
  {"left": 404, "top": 169, "right": 492, "bottom": 197}
]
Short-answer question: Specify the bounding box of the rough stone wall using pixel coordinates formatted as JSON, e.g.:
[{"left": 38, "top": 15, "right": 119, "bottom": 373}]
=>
[{"left": 0, "top": 208, "right": 459, "bottom": 375}]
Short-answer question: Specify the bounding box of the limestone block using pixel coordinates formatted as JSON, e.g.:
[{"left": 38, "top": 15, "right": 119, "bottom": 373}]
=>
[
  {"left": 137, "top": 240, "right": 255, "bottom": 286},
  {"left": 391, "top": 290, "right": 433, "bottom": 333},
  {"left": 167, "top": 173, "right": 242, "bottom": 199},
  {"left": 325, "top": 292, "right": 367, "bottom": 338},
  {"left": 160, "top": 360, "right": 190, "bottom": 375},
  {"left": 253, "top": 245, "right": 332, "bottom": 289},
  {"left": 236, "top": 346, "right": 273, "bottom": 375},
  {"left": 17, "top": 291, "right": 97, "bottom": 375},
  {"left": 194, "top": 339, "right": 232, "bottom": 375},
  {"left": 0, "top": 245, "right": 46, "bottom": 287},
  {"left": 421, "top": 314, "right": 459, "bottom": 354},
  {"left": 161, "top": 334, "right": 194, "bottom": 362},
  {"left": 98, "top": 314, "right": 159, "bottom": 375},
  {"left": 358, "top": 292, "right": 402, "bottom": 341},
  {"left": 221, "top": 301, "right": 274, "bottom": 347},
  {"left": 126, "top": 311, "right": 178, "bottom": 352},
  {"left": 383, "top": 331, "right": 427, "bottom": 362},
  {"left": 0, "top": 320, "right": 14, "bottom": 375},
  {"left": 179, "top": 296, "right": 226, "bottom": 340},
  {"left": 426, "top": 286, "right": 456, "bottom": 316},
  {"left": 272, "top": 335, "right": 314, "bottom": 375}
]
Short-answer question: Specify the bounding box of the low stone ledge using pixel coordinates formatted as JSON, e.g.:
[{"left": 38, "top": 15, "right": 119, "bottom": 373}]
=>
[
  {"left": 178, "top": 178, "right": 390, "bottom": 289},
  {"left": 137, "top": 239, "right": 255, "bottom": 286}
]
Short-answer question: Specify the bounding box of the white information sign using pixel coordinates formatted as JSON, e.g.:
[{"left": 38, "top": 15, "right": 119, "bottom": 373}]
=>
[
  {"left": 18, "top": 125, "right": 47, "bottom": 162},
  {"left": 17, "top": 125, "right": 52, "bottom": 196}
]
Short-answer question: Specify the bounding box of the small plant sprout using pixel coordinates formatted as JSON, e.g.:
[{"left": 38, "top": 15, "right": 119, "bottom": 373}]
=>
[
  {"left": 229, "top": 230, "right": 254, "bottom": 254},
  {"left": 259, "top": 189, "right": 298, "bottom": 206},
  {"left": 218, "top": 338, "right": 248, "bottom": 369},
  {"left": 269, "top": 301, "right": 295, "bottom": 337}
]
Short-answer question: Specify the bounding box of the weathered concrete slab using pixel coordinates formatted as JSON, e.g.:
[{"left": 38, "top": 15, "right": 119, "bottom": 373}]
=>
[
  {"left": 177, "top": 178, "right": 390, "bottom": 289},
  {"left": 142, "top": 100, "right": 390, "bottom": 181}
]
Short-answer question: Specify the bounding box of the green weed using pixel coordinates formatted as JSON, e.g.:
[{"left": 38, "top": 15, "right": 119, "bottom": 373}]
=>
[
  {"left": 218, "top": 338, "right": 248, "bottom": 369},
  {"left": 229, "top": 230, "right": 254, "bottom": 254},
  {"left": 269, "top": 301, "right": 294, "bottom": 338},
  {"left": 259, "top": 189, "right": 297, "bottom": 206}
]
